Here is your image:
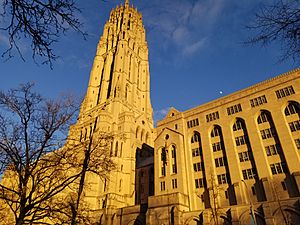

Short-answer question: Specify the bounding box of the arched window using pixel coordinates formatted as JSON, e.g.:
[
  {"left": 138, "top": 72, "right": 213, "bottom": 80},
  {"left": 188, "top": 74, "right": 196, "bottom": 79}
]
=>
[
  {"left": 128, "top": 55, "right": 132, "bottom": 80},
  {"left": 141, "top": 129, "right": 145, "bottom": 142},
  {"left": 119, "top": 179, "right": 122, "bottom": 192},
  {"left": 110, "top": 141, "right": 113, "bottom": 156},
  {"left": 211, "top": 126, "right": 221, "bottom": 137},
  {"left": 191, "top": 132, "right": 200, "bottom": 143},
  {"left": 257, "top": 111, "right": 271, "bottom": 124},
  {"left": 233, "top": 119, "right": 244, "bottom": 131},
  {"left": 84, "top": 128, "right": 87, "bottom": 140},
  {"left": 171, "top": 145, "right": 176, "bottom": 158},
  {"left": 136, "top": 127, "right": 140, "bottom": 139},
  {"left": 79, "top": 130, "right": 82, "bottom": 142},
  {"left": 284, "top": 102, "right": 300, "bottom": 151},
  {"left": 171, "top": 207, "right": 176, "bottom": 225},
  {"left": 161, "top": 147, "right": 167, "bottom": 176},
  {"left": 285, "top": 102, "right": 300, "bottom": 116},
  {"left": 115, "top": 141, "right": 118, "bottom": 157},
  {"left": 146, "top": 132, "right": 150, "bottom": 143},
  {"left": 125, "top": 84, "right": 129, "bottom": 100},
  {"left": 127, "top": 20, "right": 130, "bottom": 29},
  {"left": 171, "top": 145, "right": 177, "bottom": 174},
  {"left": 114, "top": 87, "right": 117, "bottom": 98}
]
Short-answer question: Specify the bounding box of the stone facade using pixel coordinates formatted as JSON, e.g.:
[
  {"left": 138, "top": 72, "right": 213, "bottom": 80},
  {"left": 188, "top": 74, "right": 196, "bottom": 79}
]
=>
[
  {"left": 1, "top": 0, "right": 300, "bottom": 224},
  {"left": 67, "top": 0, "right": 154, "bottom": 212},
  {"left": 72, "top": 1, "right": 300, "bottom": 224},
  {"left": 153, "top": 68, "right": 300, "bottom": 225}
]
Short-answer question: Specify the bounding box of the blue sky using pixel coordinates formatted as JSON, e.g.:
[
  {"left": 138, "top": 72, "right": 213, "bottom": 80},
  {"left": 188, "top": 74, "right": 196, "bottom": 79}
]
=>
[{"left": 0, "top": 0, "right": 298, "bottom": 124}]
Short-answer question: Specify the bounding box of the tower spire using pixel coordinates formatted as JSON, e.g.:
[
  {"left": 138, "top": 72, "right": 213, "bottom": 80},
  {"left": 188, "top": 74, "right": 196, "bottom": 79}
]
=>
[{"left": 125, "top": 0, "right": 129, "bottom": 8}]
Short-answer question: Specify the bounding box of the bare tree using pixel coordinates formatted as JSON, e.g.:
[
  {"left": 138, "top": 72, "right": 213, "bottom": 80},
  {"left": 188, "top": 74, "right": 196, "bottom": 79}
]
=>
[
  {"left": 209, "top": 173, "right": 219, "bottom": 225},
  {"left": 245, "top": 0, "right": 300, "bottom": 63},
  {"left": 0, "top": 83, "right": 117, "bottom": 224},
  {"left": 57, "top": 126, "right": 116, "bottom": 225},
  {"left": 0, "top": 83, "right": 80, "bottom": 225},
  {"left": 0, "top": 0, "right": 86, "bottom": 67},
  {"left": 208, "top": 171, "right": 224, "bottom": 225}
]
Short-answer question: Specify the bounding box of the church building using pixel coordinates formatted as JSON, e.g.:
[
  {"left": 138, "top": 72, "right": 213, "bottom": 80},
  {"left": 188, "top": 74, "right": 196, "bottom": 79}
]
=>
[
  {"left": 1, "top": 0, "right": 297, "bottom": 224},
  {"left": 68, "top": 0, "right": 300, "bottom": 224},
  {"left": 67, "top": 0, "right": 154, "bottom": 212}
]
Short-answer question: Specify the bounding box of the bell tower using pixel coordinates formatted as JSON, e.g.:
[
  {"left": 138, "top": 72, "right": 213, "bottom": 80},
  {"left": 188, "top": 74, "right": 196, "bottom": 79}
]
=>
[
  {"left": 69, "top": 0, "right": 154, "bottom": 209},
  {"left": 81, "top": 0, "right": 152, "bottom": 122}
]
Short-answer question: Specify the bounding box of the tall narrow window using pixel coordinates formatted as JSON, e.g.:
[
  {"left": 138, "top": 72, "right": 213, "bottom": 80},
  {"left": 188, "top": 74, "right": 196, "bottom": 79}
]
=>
[
  {"left": 125, "top": 85, "right": 129, "bottom": 100},
  {"left": 104, "top": 179, "right": 107, "bottom": 192},
  {"left": 171, "top": 146, "right": 176, "bottom": 158},
  {"left": 258, "top": 110, "right": 287, "bottom": 181},
  {"left": 79, "top": 130, "right": 83, "bottom": 142},
  {"left": 284, "top": 102, "right": 300, "bottom": 148},
  {"left": 171, "top": 145, "right": 177, "bottom": 174},
  {"left": 161, "top": 147, "right": 167, "bottom": 176},
  {"left": 119, "top": 179, "right": 122, "bottom": 192},
  {"left": 172, "top": 179, "right": 177, "bottom": 189},
  {"left": 110, "top": 141, "right": 113, "bottom": 156},
  {"left": 115, "top": 142, "right": 119, "bottom": 156},
  {"left": 128, "top": 55, "right": 132, "bottom": 80},
  {"left": 211, "top": 126, "right": 231, "bottom": 188},
  {"left": 161, "top": 166, "right": 166, "bottom": 176},
  {"left": 84, "top": 128, "right": 87, "bottom": 140},
  {"left": 160, "top": 181, "right": 165, "bottom": 191}
]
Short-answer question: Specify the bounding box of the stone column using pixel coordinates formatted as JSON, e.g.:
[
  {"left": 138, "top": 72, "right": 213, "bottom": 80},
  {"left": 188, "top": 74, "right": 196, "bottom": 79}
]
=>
[
  {"left": 230, "top": 207, "right": 239, "bottom": 225},
  {"left": 262, "top": 203, "right": 276, "bottom": 225},
  {"left": 233, "top": 182, "right": 244, "bottom": 205}
]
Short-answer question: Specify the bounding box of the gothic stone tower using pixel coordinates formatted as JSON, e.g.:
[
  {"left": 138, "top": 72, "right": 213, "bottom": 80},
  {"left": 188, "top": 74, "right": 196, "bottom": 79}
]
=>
[{"left": 68, "top": 0, "right": 154, "bottom": 210}]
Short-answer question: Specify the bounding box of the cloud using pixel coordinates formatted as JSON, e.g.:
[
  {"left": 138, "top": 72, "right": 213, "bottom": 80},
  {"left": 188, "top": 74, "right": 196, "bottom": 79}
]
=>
[
  {"left": 183, "top": 38, "right": 207, "bottom": 56},
  {"left": 57, "top": 53, "right": 92, "bottom": 70},
  {"left": 190, "top": 0, "right": 225, "bottom": 26},
  {"left": 154, "top": 107, "right": 170, "bottom": 116},
  {"left": 172, "top": 26, "right": 191, "bottom": 44},
  {"left": 153, "top": 107, "right": 171, "bottom": 123},
  {"left": 140, "top": 0, "right": 225, "bottom": 59}
]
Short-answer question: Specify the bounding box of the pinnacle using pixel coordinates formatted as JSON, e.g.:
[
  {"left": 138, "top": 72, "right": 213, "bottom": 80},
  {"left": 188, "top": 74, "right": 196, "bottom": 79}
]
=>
[{"left": 125, "top": 0, "right": 129, "bottom": 7}]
